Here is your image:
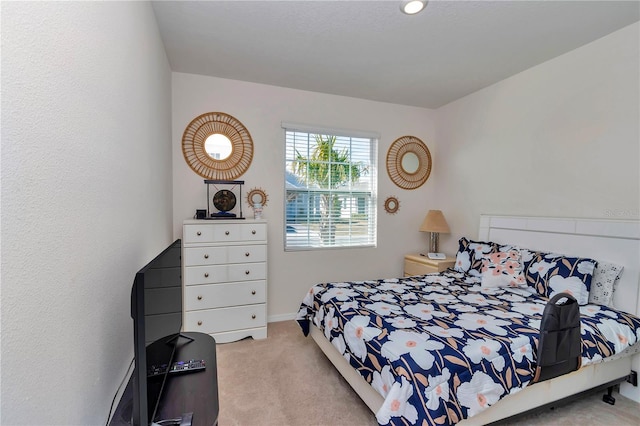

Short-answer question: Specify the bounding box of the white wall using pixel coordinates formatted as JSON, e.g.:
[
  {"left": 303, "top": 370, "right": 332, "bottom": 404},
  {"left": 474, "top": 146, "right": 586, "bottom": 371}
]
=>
[
  {"left": 435, "top": 22, "right": 640, "bottom": 254},
  {"left": 1, "top": 2, "right": 172, "bottom": 424},
  {"left": 172, "top": 74, "right": 438, "bottom": 319}
]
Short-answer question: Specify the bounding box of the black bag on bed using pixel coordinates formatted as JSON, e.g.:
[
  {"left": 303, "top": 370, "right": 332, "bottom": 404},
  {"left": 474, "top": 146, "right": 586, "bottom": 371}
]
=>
[{"left": 533, "top": 292, "right": 582, "bottom": 383}]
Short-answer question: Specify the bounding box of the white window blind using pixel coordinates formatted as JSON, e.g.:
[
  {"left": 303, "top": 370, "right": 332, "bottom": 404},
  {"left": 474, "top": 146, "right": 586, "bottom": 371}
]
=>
[{"left": 283, "top": 123, "right": 377, "bottom": 250}]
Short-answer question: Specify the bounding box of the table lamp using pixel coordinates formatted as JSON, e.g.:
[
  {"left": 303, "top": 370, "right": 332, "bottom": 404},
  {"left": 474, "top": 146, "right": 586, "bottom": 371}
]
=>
[{"left": 420, "top": 210, "right": 450, "bottom": 259}]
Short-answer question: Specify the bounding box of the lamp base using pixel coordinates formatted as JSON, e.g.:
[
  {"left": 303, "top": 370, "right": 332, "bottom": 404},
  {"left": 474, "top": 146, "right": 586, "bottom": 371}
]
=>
[{"left": 429, "top": 232, "right": 440, "bottom": 253}]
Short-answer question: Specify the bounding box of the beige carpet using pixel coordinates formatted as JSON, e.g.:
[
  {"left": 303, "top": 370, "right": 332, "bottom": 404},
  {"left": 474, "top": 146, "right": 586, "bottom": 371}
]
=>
[{"left": 216, "top": 321, "right": 640, "bottom": 426}]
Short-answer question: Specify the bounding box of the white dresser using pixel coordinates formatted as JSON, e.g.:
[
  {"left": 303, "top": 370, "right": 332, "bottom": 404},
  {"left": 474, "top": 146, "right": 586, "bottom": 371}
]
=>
[{"left": 182, "top": 219, "right": 267, "bottom": 343}]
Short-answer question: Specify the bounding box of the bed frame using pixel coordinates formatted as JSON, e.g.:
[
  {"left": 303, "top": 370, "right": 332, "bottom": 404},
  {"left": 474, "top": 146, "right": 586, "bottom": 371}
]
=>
[{"left": 309, "top": 215, "right": 640, "bottom": 424}]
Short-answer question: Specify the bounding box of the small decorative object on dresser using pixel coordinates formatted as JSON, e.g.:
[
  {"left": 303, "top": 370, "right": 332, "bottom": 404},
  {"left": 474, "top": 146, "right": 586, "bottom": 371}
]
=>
[
  {"left": 205, "top": 179, "right": 244, "bottom": 219},
  {"left": 182, "top": 219, "right": 267, "bottom": 343},
  {"left": 403, "top": 253, "right": 455, "bottom": 276}
]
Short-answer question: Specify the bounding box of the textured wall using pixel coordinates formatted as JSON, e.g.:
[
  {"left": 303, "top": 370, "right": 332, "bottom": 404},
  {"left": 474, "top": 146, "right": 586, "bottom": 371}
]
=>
[
  {"left": 435, "top": 22, "right": 640, "bottom": 253},
  {"left": 1, "top": 2, "right": 171, "bottom": 424},
  {"left": 172, "top": 74, "right": 438, "bottom": 320}
]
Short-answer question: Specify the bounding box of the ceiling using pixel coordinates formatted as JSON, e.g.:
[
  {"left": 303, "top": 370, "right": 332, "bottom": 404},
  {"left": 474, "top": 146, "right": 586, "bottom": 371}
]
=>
[{"left": 151, "top": 1, "right": 639, "bottom": 109}]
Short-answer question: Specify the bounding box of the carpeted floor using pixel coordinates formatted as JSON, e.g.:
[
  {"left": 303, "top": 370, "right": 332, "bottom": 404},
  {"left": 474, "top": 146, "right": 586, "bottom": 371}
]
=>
[{"left": 216, "top": 321, "right": 640, "bottom": 426}]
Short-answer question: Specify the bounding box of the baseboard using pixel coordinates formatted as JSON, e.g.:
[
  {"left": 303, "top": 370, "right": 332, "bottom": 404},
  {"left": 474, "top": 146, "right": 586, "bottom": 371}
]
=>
[{"left": 268, "top": 313, "right": 297, "bottom": 323}]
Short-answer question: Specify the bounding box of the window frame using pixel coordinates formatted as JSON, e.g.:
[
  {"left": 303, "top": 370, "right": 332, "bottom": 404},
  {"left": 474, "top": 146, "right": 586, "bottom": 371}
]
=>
[{"left": 282, "top": 122, "right": 378, "bottom": 251}]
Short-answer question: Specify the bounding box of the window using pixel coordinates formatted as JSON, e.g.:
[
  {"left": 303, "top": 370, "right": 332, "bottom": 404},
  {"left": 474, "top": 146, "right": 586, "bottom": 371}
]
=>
[{"left": 283, "top": 122, "right": 377, "bottom": 250}]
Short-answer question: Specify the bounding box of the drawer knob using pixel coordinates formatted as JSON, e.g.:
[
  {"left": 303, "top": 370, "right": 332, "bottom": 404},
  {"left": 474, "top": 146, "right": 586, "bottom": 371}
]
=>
[
  {"left": 197, "top": 295, "right": 202, "bottom": 300},
  {"left": 204, "top": 272, "right": 209, "bottom": 278},
  {"left": 225, "top": 231, "right": 230, "bottom": 235},
  {"left": 204, "top": 253, "right": 209, "bottom": 259},
  {"left": 245, "top": 270, "right": 250, "bottom": 275},
  {"left": 251, "top": 290, "right": 256, "bottom": 295},
  {"left": 251, "top": 230, "right": 256, "bottom": 235},
  {"left": 245, "top": 252, "right": 250, "bottom": 257},
  {"left": 251, "top": 314, "right": 256, "bottom": 319},
  {"left": 197, "top": 321, "right": 202, "bottom": 326},
  {"left": 197, "top": 231, "right": 202, "bottom": 236}
]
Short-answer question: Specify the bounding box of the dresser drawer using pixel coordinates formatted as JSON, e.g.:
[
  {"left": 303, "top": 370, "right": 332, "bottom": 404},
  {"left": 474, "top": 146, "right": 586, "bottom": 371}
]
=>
[
  {"left": 184, "top": 262, "right": 266, "bottom": 285},
  {"left": 184, "top": 304, "right": 267, "bottom": 334},
  {"left": 184, "top": 280, "right": 266, "bottom": 310},
  {"left": 241, "top": 223, "right": 267, "bottom": 241},
  {"left": 227, "top": 245, "right": 266, "bottom": 263},
  {"left": 183, "top": 246, "right": 228, "bottom": 266},
  {"left": 183, "top": 224, "right": 216, "bottom": 243},
  {"left": 184, "top": 223, "right": 267, "bottom": 244},
  {"left": 184, "top": 265, "right": 228, "bottom": 285},
  {"left": 228, "top": 262, "right": 266, "bottom": 282}
]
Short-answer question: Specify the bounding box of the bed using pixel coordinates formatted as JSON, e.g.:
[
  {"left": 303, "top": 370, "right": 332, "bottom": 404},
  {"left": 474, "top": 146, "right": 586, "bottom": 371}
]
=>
[{"left": 296, "top": 215, "right": 640, "bottom": 425}]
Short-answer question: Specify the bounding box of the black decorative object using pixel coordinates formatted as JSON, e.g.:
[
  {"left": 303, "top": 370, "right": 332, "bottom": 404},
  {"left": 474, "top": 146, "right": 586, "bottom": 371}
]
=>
[{"left": 205, "top": 180, "right": 244, "bottom": 219}]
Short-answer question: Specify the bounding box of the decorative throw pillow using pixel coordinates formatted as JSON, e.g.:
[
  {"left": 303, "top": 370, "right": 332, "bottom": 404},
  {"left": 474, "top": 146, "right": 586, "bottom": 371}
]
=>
[
  {"left": 525, "top": 251, "right": 597, "bottom": 305},
  {"left": 453, "top": 237, "right": 499, "bottom": 276},
  {"left": 588, "top": 261, "right": 623, "bottom": 307},
  {"left": 480, "top": 248, "right": 526, "bottom": 289}
]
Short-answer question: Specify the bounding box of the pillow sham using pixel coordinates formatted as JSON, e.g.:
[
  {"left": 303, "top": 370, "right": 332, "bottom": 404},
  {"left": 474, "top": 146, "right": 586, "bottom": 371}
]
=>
[
  {"left": 525, "top": 251, "right": 597, "bottom": 305},
  {"left": 480, "top": 248, "right": 526, "bottom": 289},
  {"left": 588, "top": 261, "right": 623, "bottom": 307}
]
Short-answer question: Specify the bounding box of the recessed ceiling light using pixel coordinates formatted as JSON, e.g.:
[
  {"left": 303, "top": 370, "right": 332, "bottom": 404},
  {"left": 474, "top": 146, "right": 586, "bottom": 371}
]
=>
[{"left": 400, "top": 0, "right": 428, "bottom": 15}]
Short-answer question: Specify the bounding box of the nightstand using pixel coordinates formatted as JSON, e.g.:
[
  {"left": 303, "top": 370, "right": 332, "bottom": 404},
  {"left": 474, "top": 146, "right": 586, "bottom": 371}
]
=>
[{"left": 404, "top": 254, "right": 455, "bottom": 276}]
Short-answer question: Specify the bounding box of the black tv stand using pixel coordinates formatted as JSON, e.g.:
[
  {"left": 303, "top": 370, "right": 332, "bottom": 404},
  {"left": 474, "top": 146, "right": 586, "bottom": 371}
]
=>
[
  {"left": 169, "top": 333, "right": 195, "bottom": 346},
  {"left": 111, "top": 332, "right": 218, "bottom": 426}
]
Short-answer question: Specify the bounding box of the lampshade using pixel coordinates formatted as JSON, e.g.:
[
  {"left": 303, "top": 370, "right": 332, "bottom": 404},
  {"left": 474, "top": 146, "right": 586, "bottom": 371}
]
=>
[{"left": 420, "top": 210, "right": 450, "bottom": 233}]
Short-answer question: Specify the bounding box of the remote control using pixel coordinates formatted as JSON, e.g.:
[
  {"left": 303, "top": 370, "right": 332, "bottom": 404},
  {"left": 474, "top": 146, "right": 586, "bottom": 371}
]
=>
[
  {"left": 169, "top": 359, "right": 206, "bottom": 375},
  {"left": 148, "top": 359, "right": 206, "bottom": 377}
]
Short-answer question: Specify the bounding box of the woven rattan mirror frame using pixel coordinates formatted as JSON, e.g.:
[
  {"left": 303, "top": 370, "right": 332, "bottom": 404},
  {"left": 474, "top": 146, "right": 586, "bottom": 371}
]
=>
[
  {"left": 386, "top": 135, "right": 432, "bottom": 190},
  {"left": 246, "top": 187, "right": 268, "bottom": 207},
  {"left": 182, "top": 112, "right": 254, "bottom": 180},
  {"left": 384, "top": 196, "right": 400, "bottom": 214}
]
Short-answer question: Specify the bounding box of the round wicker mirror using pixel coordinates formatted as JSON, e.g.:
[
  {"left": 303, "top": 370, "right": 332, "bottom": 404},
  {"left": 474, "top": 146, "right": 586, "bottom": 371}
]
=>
[
  {"left": 182, "top": 112, "right": 254, "bottom": 180},
  {"left": 386, "top": 135, "right": 432, "bottom": 190},
  {"left": 384, "top": 196, "right": 400, "bottom": 214}
]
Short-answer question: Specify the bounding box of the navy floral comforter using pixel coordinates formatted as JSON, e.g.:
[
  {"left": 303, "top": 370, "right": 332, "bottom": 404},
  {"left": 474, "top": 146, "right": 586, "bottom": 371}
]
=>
[{"left": 296, "top": 270, "right": 640, "bottom": 425}]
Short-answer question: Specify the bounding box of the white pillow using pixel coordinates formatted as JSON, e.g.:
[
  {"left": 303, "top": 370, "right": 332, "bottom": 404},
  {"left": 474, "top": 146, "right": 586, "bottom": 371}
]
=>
[
  {"left": 481, "top": 270, "right": 513, "bottom": 289},
  {"left": 548, "top": 275, "right": 589, "bottom": 305},
  {"left": 588, "top": 261, "right": 623, "bottom": 307}
]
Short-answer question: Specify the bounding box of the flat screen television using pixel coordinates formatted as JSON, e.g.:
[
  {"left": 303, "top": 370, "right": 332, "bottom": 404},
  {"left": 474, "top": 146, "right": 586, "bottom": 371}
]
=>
[{"left": 130, "top": 239, "right": 182, "bottom": 426}]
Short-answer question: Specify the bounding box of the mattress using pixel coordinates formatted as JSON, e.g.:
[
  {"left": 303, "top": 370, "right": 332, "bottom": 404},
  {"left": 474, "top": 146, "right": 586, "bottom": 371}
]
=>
[{"left": 296, "top": 270, "right": 640, "bottom": 425}]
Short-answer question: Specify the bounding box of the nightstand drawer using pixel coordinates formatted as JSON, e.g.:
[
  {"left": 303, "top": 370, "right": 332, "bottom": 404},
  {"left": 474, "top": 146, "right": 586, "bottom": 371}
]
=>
[
  {"left": 404, "top": 254, "right": 455, "bottom": 276},
  {"left": 405, "top": 259, "right": 437, "bottom": 275}
]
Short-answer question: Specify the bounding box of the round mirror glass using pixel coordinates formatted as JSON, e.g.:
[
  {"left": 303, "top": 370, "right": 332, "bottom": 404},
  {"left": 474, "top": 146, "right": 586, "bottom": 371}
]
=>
[
  {"left": 204, "top": 134, "right": 233, "bottom": 160},
  {"left": 401, "top": 152, "right": 420, "bottom": 174}
]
